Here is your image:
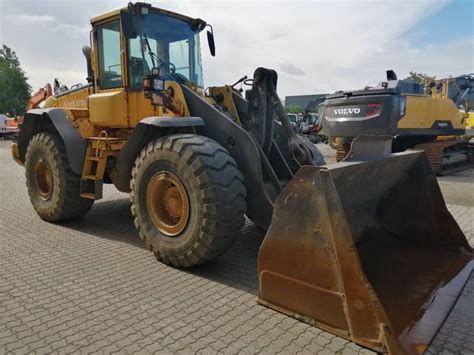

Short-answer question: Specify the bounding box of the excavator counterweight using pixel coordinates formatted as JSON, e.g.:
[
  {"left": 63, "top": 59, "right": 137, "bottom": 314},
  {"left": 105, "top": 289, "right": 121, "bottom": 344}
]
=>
[{"left": 324, "top": 71, "right": 474, "bottom": 175}]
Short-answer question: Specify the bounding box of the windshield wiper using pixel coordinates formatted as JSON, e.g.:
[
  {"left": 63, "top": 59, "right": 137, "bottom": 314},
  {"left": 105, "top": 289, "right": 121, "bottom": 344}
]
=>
[
  {"left": 143, "top": 31, "right": 185, "bottom": 84},
  {"left": 142, "top": 31, "right": 156, "bottom": 68},
  {"left": 128, "top": 5, "right": 185, "bottom": 84}
]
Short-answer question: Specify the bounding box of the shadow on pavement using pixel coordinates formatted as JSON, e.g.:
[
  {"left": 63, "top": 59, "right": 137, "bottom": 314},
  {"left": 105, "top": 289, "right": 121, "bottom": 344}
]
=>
[
  {"left": 60, "top": 197, "right": 143, "bottom": 248},
  {"left": 189, "top": 223, "right": 265, "bottom": 295},
  {"left": 61, "top": 195, "right": 264, "bottom": 295}
]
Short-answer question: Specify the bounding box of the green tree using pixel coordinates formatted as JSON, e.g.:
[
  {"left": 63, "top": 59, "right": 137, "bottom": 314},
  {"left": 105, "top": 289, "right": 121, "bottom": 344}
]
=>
[
  {"left": 405, "top": 71, "right": 436, "bottom": 84},
  {"left": 285, "top": 105, "right": 303, "bottom": 114},
  {"left": 0, "top": 44, "right": 32, "bottom": 116}
]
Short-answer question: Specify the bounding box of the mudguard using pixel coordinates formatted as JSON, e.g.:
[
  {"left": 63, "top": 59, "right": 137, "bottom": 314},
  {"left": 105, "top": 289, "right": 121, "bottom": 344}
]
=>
[
  {"left": 18, "top": 108, "right": 86, "bottom": 174},
  {"left": 114, "top": 116, "right": 205, "bottom": 192},
  {"left": 140, "top": 116, "right": 205, "bottom": 127}
]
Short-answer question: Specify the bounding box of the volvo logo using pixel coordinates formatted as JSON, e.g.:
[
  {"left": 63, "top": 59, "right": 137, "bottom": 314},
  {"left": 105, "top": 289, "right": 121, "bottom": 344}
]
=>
[{"left": 333, "top": 107, "right": 361, "bottom": 115}]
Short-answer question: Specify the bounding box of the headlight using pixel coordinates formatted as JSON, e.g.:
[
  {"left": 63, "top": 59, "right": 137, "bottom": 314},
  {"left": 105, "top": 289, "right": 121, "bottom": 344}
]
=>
[
  {"left": 399, "top": 96, "right": 406, "bottom": 117},
  {"left": 152, "top": 78, "right": 165, "bottom": 91}
]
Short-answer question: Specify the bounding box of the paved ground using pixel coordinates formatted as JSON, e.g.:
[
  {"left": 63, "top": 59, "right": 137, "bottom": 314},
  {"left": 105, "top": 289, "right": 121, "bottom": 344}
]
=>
[
  {"left": 0, "top": 140, "right": 473, "bottom": 354},
  {"left": 316, "top": 143, "right": 474, "bottom": 208},
  {"left": 438, "top": 169, "right": 474, "bottom": 207}
]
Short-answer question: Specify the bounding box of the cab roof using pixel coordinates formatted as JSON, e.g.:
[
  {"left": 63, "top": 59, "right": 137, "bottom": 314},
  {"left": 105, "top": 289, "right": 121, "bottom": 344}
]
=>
[
  {"left": 90, "top": 3, "right": 198, "bottom": 25},
  {"left": 90, "top": 7, "right": 123, "bottom": 23}
]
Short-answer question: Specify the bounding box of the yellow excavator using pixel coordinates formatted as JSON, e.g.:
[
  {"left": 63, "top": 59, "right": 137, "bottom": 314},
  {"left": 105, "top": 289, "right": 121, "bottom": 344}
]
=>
[
  {"left": 325, "top": 71, "right": 473, "bottom": 175},
  {"left": 430, "top": 74, "right": 474, "bottom": 138},
  {"left": 11, "top": 3, "right": 472, "bottom": 354}
]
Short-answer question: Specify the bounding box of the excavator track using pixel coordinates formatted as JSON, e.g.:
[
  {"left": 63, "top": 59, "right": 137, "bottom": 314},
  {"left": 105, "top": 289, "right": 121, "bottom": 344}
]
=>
[
  {"left": 415, "top": 139, "right": 474, "bottom": 176},
  {"left": 336, "top": 143, "right": 351, "bottom": 162},
  {"left": 336, "top": 139, "right": 473, "bottom": 175}
]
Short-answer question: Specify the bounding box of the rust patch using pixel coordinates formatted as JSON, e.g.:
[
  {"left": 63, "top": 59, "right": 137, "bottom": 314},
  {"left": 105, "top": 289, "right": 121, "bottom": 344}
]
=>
[{"left": 258, "top": 151, "right": 473, "bottom": 354}]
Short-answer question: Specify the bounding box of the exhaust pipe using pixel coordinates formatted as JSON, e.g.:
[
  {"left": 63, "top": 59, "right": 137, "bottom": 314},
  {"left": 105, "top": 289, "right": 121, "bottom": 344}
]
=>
[{"left": 82, "top": 45, "right": 93, "bottom": 83}]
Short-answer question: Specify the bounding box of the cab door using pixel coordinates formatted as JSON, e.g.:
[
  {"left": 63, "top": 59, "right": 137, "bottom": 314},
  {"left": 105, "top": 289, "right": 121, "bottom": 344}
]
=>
[
  {"left": 89, "top": 18, "right": 129, "bottom": 128},
  {"left": 124, "top": 33, "right": 158, "bottom": 127}
]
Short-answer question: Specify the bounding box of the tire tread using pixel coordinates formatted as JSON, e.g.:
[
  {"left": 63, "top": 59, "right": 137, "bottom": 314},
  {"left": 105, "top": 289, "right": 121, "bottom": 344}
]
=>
[
  {"left": 130, "top": 134, "right": 246, "bottom": 267},
  {"left": 25, "top": 132, "right": 93, "bottom": 221}
]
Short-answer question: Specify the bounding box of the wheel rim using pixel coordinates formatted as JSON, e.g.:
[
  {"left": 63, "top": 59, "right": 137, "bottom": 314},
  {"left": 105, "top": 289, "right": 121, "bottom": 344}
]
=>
[
  {"left": 146, "top": 171, "right": 190, "bottom": 237},
  {"left": 34, "top": 158, "right": 53, "bottom": 200}
]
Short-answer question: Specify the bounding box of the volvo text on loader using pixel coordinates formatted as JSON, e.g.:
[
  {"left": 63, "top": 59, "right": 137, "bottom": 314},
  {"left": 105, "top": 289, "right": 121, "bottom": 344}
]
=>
[{"left": 12, "top": 3, "right": 473, "bottom": 354}]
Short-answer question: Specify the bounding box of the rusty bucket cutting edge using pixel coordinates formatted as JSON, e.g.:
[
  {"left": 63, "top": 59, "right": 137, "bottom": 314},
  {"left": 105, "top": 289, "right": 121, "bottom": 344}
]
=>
[{"left": 257, "top": 150, "right": 473, "bottom": 354}]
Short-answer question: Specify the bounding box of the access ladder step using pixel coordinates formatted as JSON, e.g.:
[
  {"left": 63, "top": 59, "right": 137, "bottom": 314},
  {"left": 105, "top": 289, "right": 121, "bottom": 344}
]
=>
[
  {"left": 80, "top": 178, "right": 103, "bottom": 201},
  {"left": 83, "top": 174, "right": 100, "bottom": 180},
  {"left": 80, "top": 193, "right": 97, "bottom": 200}
]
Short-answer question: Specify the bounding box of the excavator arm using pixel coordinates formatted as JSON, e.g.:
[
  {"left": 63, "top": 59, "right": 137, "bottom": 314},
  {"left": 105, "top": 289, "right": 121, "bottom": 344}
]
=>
[{"left": 27, "top": 84, "right": 52, "bottom": 110}]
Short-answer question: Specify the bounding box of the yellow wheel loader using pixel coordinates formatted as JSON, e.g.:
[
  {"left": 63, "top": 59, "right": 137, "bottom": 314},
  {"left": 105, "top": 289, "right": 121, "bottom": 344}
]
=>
[{"left": 11, "top": 3, "right": 473, "bottom": 353}]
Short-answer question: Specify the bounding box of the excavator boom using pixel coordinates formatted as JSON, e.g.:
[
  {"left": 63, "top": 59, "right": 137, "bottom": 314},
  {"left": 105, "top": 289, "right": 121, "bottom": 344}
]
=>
[{"left": 27, "top": 83, "right": 52, "bottom": 110}]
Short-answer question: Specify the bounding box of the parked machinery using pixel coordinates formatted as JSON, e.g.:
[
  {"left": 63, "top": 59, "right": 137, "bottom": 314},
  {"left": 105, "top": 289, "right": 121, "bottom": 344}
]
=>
[
  {"left": 27, "top": 84, "right": 53, "bottom": 111},
  {"left": 299, "top": 97, "right": 327, "bottom": 143},
  {"left": 0, "top": 114, "right": 20, "bottom": 139},
  {"left": 0, "top": 84, "right": 53, "bottom": 140},
  {"left": 428, "top": 74, "right": 474, "bottom": 137},
  {"left": 12, "top": 4, "right": 472, "bottom": 354},
  {"left": 324, "top": 71, "right": 473, "bottom": 175}
]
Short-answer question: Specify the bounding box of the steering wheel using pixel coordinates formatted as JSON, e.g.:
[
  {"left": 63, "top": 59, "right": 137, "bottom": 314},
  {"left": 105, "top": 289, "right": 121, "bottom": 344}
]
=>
[
  {"left": 159, "top": 61, "right": 176, "bottom": 74},
  {"left": 243, "top": 78, "right": 254, "bottom": 86}
]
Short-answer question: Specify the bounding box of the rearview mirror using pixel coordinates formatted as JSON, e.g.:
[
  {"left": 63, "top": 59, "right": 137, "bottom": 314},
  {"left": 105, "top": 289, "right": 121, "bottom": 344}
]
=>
[{"left": 207, "top": 26, "right": 215, "bottom": 57}]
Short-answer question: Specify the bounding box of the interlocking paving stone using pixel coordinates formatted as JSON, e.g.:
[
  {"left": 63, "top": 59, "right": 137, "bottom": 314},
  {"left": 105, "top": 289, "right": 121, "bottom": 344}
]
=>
[{"left": 0, "top": 140, "right": 472, "bottom": 354}]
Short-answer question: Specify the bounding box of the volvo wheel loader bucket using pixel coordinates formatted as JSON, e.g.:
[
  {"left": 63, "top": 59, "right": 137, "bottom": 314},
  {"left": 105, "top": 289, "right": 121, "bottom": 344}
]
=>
[{"left": 258, "top": 137, "right": 473, "bottom": 354}]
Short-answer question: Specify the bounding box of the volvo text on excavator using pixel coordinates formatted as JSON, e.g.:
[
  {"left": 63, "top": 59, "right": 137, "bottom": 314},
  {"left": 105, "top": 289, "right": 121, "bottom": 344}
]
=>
[{"left": 324, "top": 71, "right": 473, "bottom": 175}]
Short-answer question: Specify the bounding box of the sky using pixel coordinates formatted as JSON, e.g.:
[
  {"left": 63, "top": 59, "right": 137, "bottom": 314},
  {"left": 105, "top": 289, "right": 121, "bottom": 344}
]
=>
[{"left": 0, "top": 0, "right": 473, "bottom": 98}]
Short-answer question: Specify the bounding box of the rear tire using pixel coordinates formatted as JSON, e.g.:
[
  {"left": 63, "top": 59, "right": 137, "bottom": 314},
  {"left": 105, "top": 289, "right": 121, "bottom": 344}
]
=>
[
  {"left": 130, "top": 134, "right": 247, "bottom": 267},
  {"left": 25, "top": 132, "right": 93, "bottom": 221}
]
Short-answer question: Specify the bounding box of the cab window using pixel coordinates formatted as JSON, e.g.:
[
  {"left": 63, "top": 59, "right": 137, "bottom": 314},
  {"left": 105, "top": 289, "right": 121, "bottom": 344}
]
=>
[
  {"left": 126, "top": 11, "right": 204, "bottom": 88},
  {"left": 97, "top": 21, "right": 122, "bottom": 89},
  {"left": 169, "top": 39, "right": 190, "bottom": 80},
  {"left": 128, "top": 37, "right": 156, "bottom": 89}
]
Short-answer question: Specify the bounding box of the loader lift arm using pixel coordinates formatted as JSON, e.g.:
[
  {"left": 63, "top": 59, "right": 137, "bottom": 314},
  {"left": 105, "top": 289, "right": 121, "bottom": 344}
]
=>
[{"left": 183, "top": 68, "right": 325, "bottom": 228}]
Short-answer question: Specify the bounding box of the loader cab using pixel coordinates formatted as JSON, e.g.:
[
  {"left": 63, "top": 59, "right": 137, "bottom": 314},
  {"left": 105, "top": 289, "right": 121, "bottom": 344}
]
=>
[
  {"left": 91, "top": 3, "right": 206, "bottom": 90},
  {"left": 88, "top": 2, "right": 210, "bottom": 127}
]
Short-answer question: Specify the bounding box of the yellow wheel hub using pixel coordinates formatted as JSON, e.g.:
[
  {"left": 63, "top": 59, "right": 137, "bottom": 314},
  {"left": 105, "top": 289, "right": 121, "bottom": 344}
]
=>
[
  {"left": 146, "top": 171, "right": 190, "bottom": 237},
  {"left": 34, "top": 158, "right": 54, "bottom": 200}
]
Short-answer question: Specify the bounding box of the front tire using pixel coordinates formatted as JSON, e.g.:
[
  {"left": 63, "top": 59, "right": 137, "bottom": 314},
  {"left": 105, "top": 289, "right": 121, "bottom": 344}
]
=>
[
  {"left": 25, "top": 132, "right": 93, "bottom": 221},
  {"left": 130, "top": 134, "right": 247, "bottom": 267}
]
